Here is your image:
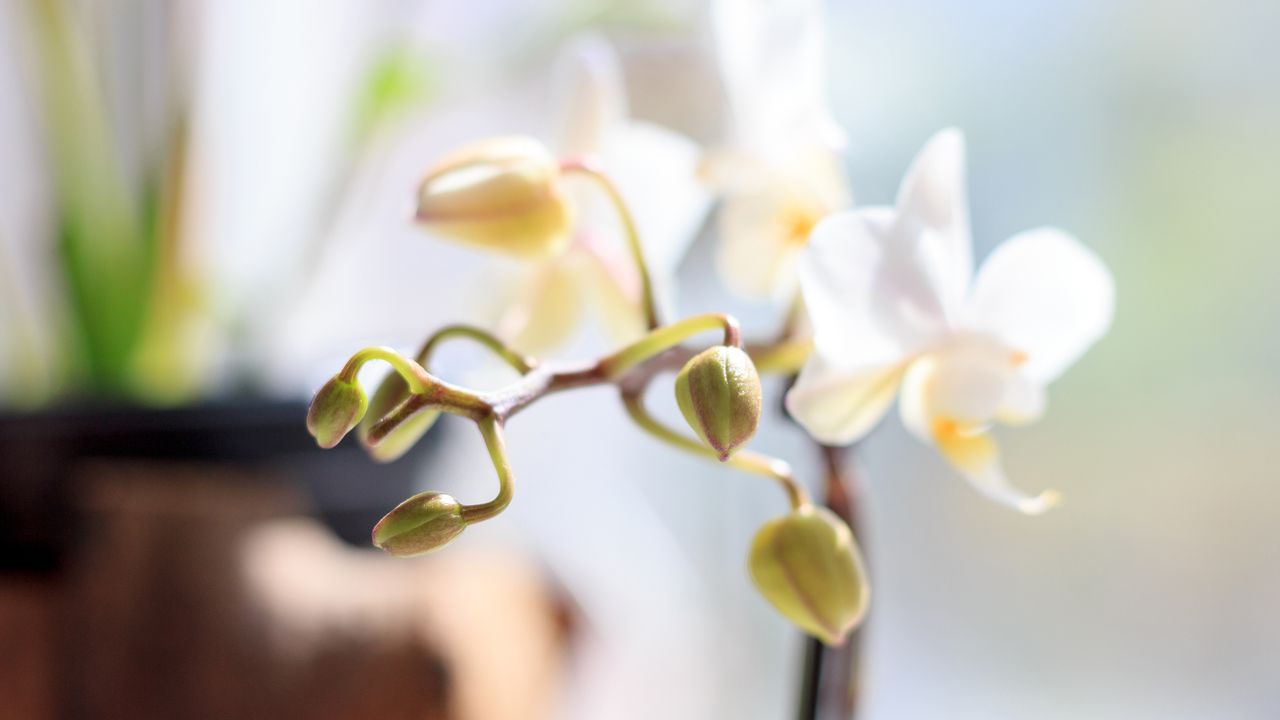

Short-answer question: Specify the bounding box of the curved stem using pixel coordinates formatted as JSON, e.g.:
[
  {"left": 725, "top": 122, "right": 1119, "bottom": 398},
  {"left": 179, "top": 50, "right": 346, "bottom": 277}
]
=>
[
  {"left": 460, "top": 414, "right": 515, "bottom": 523},
  {"left": 485, "top": 359, "right": 605, "bottom": 420},
  {"left": 561, "top": 159, "right": 659, "bottom": 330},
  {"left": 417, "top": 324, "right": 536, "bottom": 374},
  {"left": 339, "top": 346, "right": 434, "bottom": 393},
  {"left": 363, "top": 326, "right": 536, "bottom": 445},
  {"left": 338, "top": 345, "right": 492, "bottom": 420},
  {"left": 350, "top": 313, "right": 743, "bottom": 445},
  {"left": 602, "top": 313, "right": 742, "bottom": 380},
  {"left": 621, "top": 390, "right": 810, "bottom": 510},
  {"left": 364, "top": 394, "right": 433, "bottom": 445}
]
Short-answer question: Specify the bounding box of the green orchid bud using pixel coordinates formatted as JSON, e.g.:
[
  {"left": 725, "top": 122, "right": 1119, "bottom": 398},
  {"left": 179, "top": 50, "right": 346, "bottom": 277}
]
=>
[
  {"left": 749, "top": 506, "right": 869, "bottom": 646},
  {"left": 674, "top": 346, "right": 762, "bottom": 460},
  {"left": 306, "top": 376, "right": 368, "bottom": 449},
  {"left": 415, "top": 135, "right": 573, "bottom": 258},
  {"left": 358, "top": 371, "right": 440, "bottom": 463},
  {"left": 372, "top": 491, "right": 468, "bottom": 557}
]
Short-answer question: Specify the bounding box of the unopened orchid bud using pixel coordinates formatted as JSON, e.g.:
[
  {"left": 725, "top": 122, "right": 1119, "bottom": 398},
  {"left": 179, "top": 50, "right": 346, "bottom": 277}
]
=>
[
  {"left": 372, "top": 491, "right": 468, "bottom": 557},
  {"left": 415, "top": 136, "right": 573, "bottom": 258},
  {"left": 674, "top": 346, "right": 762, "bottom": 460},
  {"left": 358, "top": 371, "right": 440, "bottom": 463},
  {"left": 749, "top": 506, "right": 869, "bottom": 646},
  {"left": 307, "top": 376, "right": 368, "bottom": 449}
]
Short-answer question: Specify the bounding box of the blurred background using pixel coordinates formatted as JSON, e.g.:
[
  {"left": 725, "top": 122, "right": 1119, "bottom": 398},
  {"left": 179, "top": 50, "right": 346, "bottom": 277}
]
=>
[{"left": 1, "top": 0, "right": 1278, "bottom": 718}]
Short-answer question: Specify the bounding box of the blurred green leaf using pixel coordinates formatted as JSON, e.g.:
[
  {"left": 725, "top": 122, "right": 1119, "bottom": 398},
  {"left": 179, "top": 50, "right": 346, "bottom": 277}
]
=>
[{"left": 351, "top": 47, "right": 438, "bottom": 143}]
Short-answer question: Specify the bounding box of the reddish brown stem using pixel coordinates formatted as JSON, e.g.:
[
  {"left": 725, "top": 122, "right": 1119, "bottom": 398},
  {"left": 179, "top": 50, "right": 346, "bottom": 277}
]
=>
[{"left": 798, "top": 443, "right": 865, "bottom": 720}]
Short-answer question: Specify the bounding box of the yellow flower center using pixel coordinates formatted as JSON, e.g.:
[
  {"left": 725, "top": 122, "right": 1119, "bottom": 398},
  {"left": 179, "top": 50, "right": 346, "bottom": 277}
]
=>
[
  {"left": 780, "top": 206, "right": 820, "bottom": 247},
  {"left": 930, "top": 417, "right": 997, "bottom": 474}
]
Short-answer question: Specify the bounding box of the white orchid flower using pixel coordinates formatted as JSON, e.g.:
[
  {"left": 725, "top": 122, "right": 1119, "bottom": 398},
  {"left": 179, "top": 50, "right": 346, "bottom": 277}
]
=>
[
  {"left": 785, "top": 129, "right": 1115, "bottom": 514},
  {"left": 706, "top": 0, "right": 851, "bottom": 301},
  {"left": 495, "top": 34, "right": 709, "bottom": 353}
]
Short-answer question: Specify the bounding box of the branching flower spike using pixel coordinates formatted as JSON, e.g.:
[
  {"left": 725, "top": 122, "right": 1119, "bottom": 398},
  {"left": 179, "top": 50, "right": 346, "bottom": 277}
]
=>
[
  {"left": 306, "top": 123, "right": 1111, "bottom": 651},
  {"left": 307, "top": 136, "right": 864, "bottom": 644}
]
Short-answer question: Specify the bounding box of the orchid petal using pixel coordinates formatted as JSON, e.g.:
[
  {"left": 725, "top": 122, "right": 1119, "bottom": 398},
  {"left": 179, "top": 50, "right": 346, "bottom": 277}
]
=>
[
  {"left": 997, "top": 371, "right": 1047, "bottom": 426},
  {"left": 711, "top": 0, "right": 843, "bottom": 156},
  {"left": 717, "top": 187, "right": 807, "bottom": 299},
  {"left": 599, "top": 121, "right": 710, "bottom": 277},
  {"left": 931, "top": 422, "right": 1059, "bottom": 515},
  {"left": 785, "top": 355, "right": 907, "bottom": 446},
  {"left": 716, "top": 149, "right": 849, "bottom": 300},
  {"left": 698, "top": 145, "right": 765, "bottom": 195},
  {"left": 894, "top": 128, "right": 973, "bottom": 316},
  {"left": 898, "top": 351, "right": 1058, "bottom": 514},
  {"left": 577, "top": 248, "right": 647, "bottom": 345},
  {"left": 552, "top": 33, "right": 627, "bottom": 158},
  {"left": 800, "top": 208, "right": 951, "bottom": 366},
  {"left": 920, "top": 335, "right": 1019, "bottom": 425},
  {"left": 564, "top": 120, "right": 709, "bottom": 322},
  {"left": 898, "top": 333, "right": 1043, "bottom": 435},
  {"left": 495, "top": 259, "right": 583, "bottom": 355},
  {"left": 966, "top": 228, "right": 1115, "bottom": 384}
]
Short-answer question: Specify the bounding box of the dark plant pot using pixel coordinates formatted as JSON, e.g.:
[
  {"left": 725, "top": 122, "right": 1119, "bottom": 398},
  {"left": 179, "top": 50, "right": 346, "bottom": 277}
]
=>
[{"left": 0, "top": 399, "right": 441, "bottom": 571}]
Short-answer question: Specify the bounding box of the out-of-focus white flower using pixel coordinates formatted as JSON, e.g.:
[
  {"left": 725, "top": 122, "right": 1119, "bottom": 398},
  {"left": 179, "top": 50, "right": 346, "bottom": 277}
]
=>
[
  {"left": 705, "top": 0, "right": 851, "bottom": 301},
  {"left": 495, "top": 34, "right": 709, "bottom": 354},
  {"left": 786, "top": 129, "right": 1115, "bottom": 514}
]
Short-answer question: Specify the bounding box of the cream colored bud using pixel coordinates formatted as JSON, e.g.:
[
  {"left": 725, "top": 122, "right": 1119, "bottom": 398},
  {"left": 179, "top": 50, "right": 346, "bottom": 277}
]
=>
[
  {"left": 306, "top": 376, "right": 368, "bottom": 449},
  {"left": 749, "top": 506, "right": 869, "bottom": 645},
  {"left": 415, "top": 136, "right": 573, "bottom": 257},
  {"left": 674, "top": 346, "right": 762, "bottom": 460},
  {"left": 372, "top": 491, "right": 468, "bottom": 557},
  {"left": 358, "top": 371, "right": 439, "bottom": 463}
]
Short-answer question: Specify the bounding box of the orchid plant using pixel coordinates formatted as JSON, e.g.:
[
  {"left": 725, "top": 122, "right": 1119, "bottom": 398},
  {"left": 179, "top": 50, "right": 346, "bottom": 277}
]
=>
[
  {"left": 305, "top": 6, "right": 1114, "bottom": 717},
  {"left": 489, "top": 34, "right": 708, "bottom": 354}
]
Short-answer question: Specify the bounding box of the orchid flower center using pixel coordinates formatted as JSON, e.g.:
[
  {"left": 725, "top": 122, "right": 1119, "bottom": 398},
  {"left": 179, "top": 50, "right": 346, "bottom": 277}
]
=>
[{"left": 780, "top": 205, "right": 821, "bottom": 247}]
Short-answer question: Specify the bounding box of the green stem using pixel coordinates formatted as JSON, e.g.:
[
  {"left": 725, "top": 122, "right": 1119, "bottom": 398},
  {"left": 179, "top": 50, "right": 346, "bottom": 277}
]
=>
[
  {"left": 621, "top": 391, "right": 810, "bottom": 510},
  {"left": 339, "top": 346, "right": 433, "bottom": 392},
  {"left": 602, "top": 313, "right": 741, "bottom": 379},
  {"left": 338, "top": 346, "right": 491, "bottom": 419},
  {"left": 461, "top": 414, "right": 515, "bottom": 523},
  {"left": 561, "top": 159, "right": 659, "bottom": 330},
  {"left": 417, "top": 324, "right": 536, "bottom": 374}
]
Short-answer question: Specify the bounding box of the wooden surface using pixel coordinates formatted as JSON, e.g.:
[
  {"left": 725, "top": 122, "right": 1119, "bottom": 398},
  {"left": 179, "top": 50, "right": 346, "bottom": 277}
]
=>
[{"left": 0, "top": 459, "right": 568, "bottom": 719}]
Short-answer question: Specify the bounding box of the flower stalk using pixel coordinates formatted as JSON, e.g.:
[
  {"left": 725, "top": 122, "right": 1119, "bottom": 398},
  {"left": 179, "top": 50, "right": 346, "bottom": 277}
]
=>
[
  {"left": 601, "top": 312, "right": 741, "bottom": 379},
  {"left": 560, "top": 158, "right": 660, "bottom": 330},
  {"left": 621, "top": 390, "right": 809, "bottom": 509},
  {"left": 459, "top": 414, "right": 517, "bottom": 523},
  {"left": 796, "top": 443, "right": 867, "bottom": 720},
  {"left": 311, "top": 224, "right": 870, "bottom": 688},
  {"left": 415, "top": 323, "right": 537, "bottom": 373},
  {"left": 308, "top": 85, "right": 1110, "bottom": 718},
  {"left": 320, "top": 311, "right": 811, "bottom": 525}
]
